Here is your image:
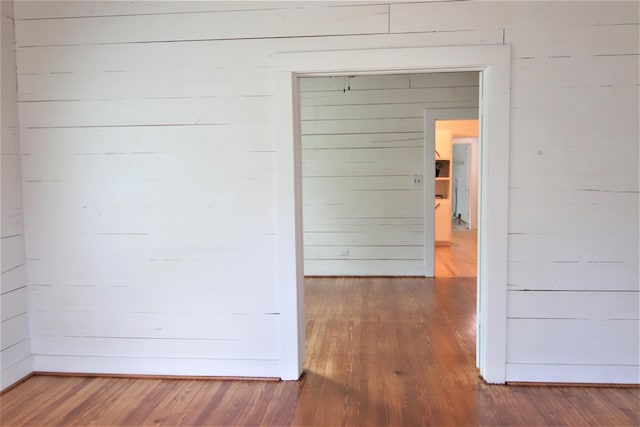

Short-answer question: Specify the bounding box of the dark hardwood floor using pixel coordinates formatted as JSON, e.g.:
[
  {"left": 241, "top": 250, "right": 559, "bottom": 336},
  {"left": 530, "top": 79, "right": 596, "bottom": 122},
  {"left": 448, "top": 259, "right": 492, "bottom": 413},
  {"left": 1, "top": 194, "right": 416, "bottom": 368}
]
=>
[{"left": 1, "top": 277, "right": 638, "bottom": 426}]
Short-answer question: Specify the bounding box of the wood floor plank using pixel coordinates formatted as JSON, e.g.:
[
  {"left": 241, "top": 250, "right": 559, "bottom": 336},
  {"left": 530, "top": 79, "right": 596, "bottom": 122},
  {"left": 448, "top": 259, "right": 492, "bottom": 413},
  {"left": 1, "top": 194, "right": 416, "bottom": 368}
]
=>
[
  {"left": 1, "top": 277, "right": 638, "bottom": 426},
  {"left": 436, "top": 229, "right": 477, "bottom": 277},
  {"left": 139, "top": 379, "right": 205, "bottom": 426}
]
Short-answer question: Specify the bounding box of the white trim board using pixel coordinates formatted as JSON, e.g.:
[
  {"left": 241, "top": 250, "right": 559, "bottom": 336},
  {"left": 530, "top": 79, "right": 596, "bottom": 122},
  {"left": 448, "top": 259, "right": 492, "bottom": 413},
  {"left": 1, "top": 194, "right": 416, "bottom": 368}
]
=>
[
  {"left": 32, "top": 355, "right": 279, "bottom": 378},
  {"left": 272, "top": 45, "right": 510, "bottom": 383},
  {"left": 506, "top": 364, "right": 640, "bottom": 385},
  {"left": 0, "top": 356, "right": 33, "bottom": 391}
]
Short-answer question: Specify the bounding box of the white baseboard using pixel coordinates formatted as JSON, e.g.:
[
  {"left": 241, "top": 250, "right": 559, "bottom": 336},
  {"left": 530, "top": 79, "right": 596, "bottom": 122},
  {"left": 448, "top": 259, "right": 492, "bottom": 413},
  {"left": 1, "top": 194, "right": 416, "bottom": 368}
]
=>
[
  {"left": 1, "top": 355, "right": 33, "bottom": 392},
  {"left": 506, "top": 363, "right": 640, "bottom": 384},
  {"left": 32, "top": 355, "right": 280, "bottom": 379}
]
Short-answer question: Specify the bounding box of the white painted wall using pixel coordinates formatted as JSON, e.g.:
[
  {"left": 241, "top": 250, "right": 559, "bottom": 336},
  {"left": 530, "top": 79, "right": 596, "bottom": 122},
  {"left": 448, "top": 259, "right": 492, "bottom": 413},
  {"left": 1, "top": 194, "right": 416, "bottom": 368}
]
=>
[
  {"left": 1, "top": 0, "right": 32, "bottom": 391},
  {"left": 4, "top": 1, "right": 638, "bottom": 386},
  {"left": 300, "top": 73, "right": 478, "bottom": 276}
]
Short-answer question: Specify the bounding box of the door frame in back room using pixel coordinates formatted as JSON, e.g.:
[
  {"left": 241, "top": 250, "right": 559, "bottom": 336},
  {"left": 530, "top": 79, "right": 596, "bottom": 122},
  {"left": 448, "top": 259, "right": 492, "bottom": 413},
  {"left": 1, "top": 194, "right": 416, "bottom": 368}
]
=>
[
  {"left": 452, "top": 135, "right": 479, "bottom": 230},
  {"left": 273, "top": 45, "right": 510, "bottom": 384},
  {"left": 424, "top": 109, "right": 479, "bottom": 278}
]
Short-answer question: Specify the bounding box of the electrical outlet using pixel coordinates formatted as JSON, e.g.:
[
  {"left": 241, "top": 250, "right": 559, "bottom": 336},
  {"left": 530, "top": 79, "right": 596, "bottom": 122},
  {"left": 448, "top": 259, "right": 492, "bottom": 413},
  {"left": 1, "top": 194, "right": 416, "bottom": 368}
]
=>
[
  {"left": 339, "top": 249, "right": 349, "bottom": 257},
  {"left": 412, "top": 175, "right": 423, "bottom": 187}
]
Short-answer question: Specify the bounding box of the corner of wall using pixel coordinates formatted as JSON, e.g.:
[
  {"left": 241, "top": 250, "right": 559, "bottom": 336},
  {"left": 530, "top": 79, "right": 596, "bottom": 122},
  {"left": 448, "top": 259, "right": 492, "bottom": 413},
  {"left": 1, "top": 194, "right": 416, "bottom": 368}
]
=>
[{"left": 1, "top": 0, "right": 33, "bottom": 392}]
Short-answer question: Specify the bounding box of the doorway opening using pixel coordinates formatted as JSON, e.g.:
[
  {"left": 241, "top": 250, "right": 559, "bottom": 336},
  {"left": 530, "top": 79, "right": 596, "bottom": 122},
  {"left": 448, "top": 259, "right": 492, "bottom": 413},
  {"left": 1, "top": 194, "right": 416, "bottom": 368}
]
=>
[
  {"left": 272, "top": 45, "right": 510, "bottom": 383},
  {"left": 297, "top": 72, "right": 482, "bottom": 380},
  {"left": 299, "top": 73, "right": 479, "bottom": 278},
  {"left": 433, "top": 119, "right": 479, "bottom": 279}
]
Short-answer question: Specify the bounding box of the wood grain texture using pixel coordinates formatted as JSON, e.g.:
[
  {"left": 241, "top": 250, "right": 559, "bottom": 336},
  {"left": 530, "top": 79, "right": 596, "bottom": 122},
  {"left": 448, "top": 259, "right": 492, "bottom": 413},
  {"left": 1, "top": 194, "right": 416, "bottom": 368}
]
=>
[
  {"left": 1, "top": 277, "right": 638, "bottom": 426},
  {"left": 435, "top": 229, "right": 477, "bottom": 278}
]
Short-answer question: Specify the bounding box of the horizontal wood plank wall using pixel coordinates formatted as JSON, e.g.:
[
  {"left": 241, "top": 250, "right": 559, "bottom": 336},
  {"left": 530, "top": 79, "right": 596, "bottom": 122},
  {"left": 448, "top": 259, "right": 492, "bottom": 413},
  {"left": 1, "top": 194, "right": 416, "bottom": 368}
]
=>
[
  {"left": 10, "top": 1, "right": 639, "bottom": 383},
  {"left": 509, "top": 2, "right": 639, "bottom": 384},
  {"left": 1, "top": 0, "right": 32, "bottom": 391},
  {"left": 300, "top": 73, "right": 479, "bottom": 276}
]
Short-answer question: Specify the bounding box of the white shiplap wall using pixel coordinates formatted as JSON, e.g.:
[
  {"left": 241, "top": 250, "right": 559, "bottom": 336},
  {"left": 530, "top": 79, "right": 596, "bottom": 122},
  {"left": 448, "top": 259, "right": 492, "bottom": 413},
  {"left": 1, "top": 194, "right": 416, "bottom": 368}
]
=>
[
  {"left": 300, "top": 73, "right": 478, "bottom": 276},
  {"left": 7, "top": 1, "right": 639, "bottom": 385},
  {"left": 1, "top": 0, "right": 32, "bottom": 391},
  {"left": 501, "top": 2, "right": 639, "bottom": 384}
]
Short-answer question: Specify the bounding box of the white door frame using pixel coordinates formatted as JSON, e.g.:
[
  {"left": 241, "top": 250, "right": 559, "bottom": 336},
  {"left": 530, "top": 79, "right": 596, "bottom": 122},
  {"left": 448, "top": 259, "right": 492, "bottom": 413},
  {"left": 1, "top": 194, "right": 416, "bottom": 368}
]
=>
[
  {"left": 452, "top": 142, "right": 472, "bottom": 227},
  {"left": 452, "top": 140, "right": 476, "bottom": 229},
  {"left": 455, "top": 141, "right": 473, "bottom": 228},
  {"left": 273, "top": 45, "right": 510, "bottom": 383}
]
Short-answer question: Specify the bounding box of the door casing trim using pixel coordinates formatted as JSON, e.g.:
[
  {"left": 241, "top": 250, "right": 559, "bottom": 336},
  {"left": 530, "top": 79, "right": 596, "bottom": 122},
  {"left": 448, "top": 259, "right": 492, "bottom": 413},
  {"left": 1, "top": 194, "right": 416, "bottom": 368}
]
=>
[{"left": 272, "top": 44, "right": 510, "bottom": 383}]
